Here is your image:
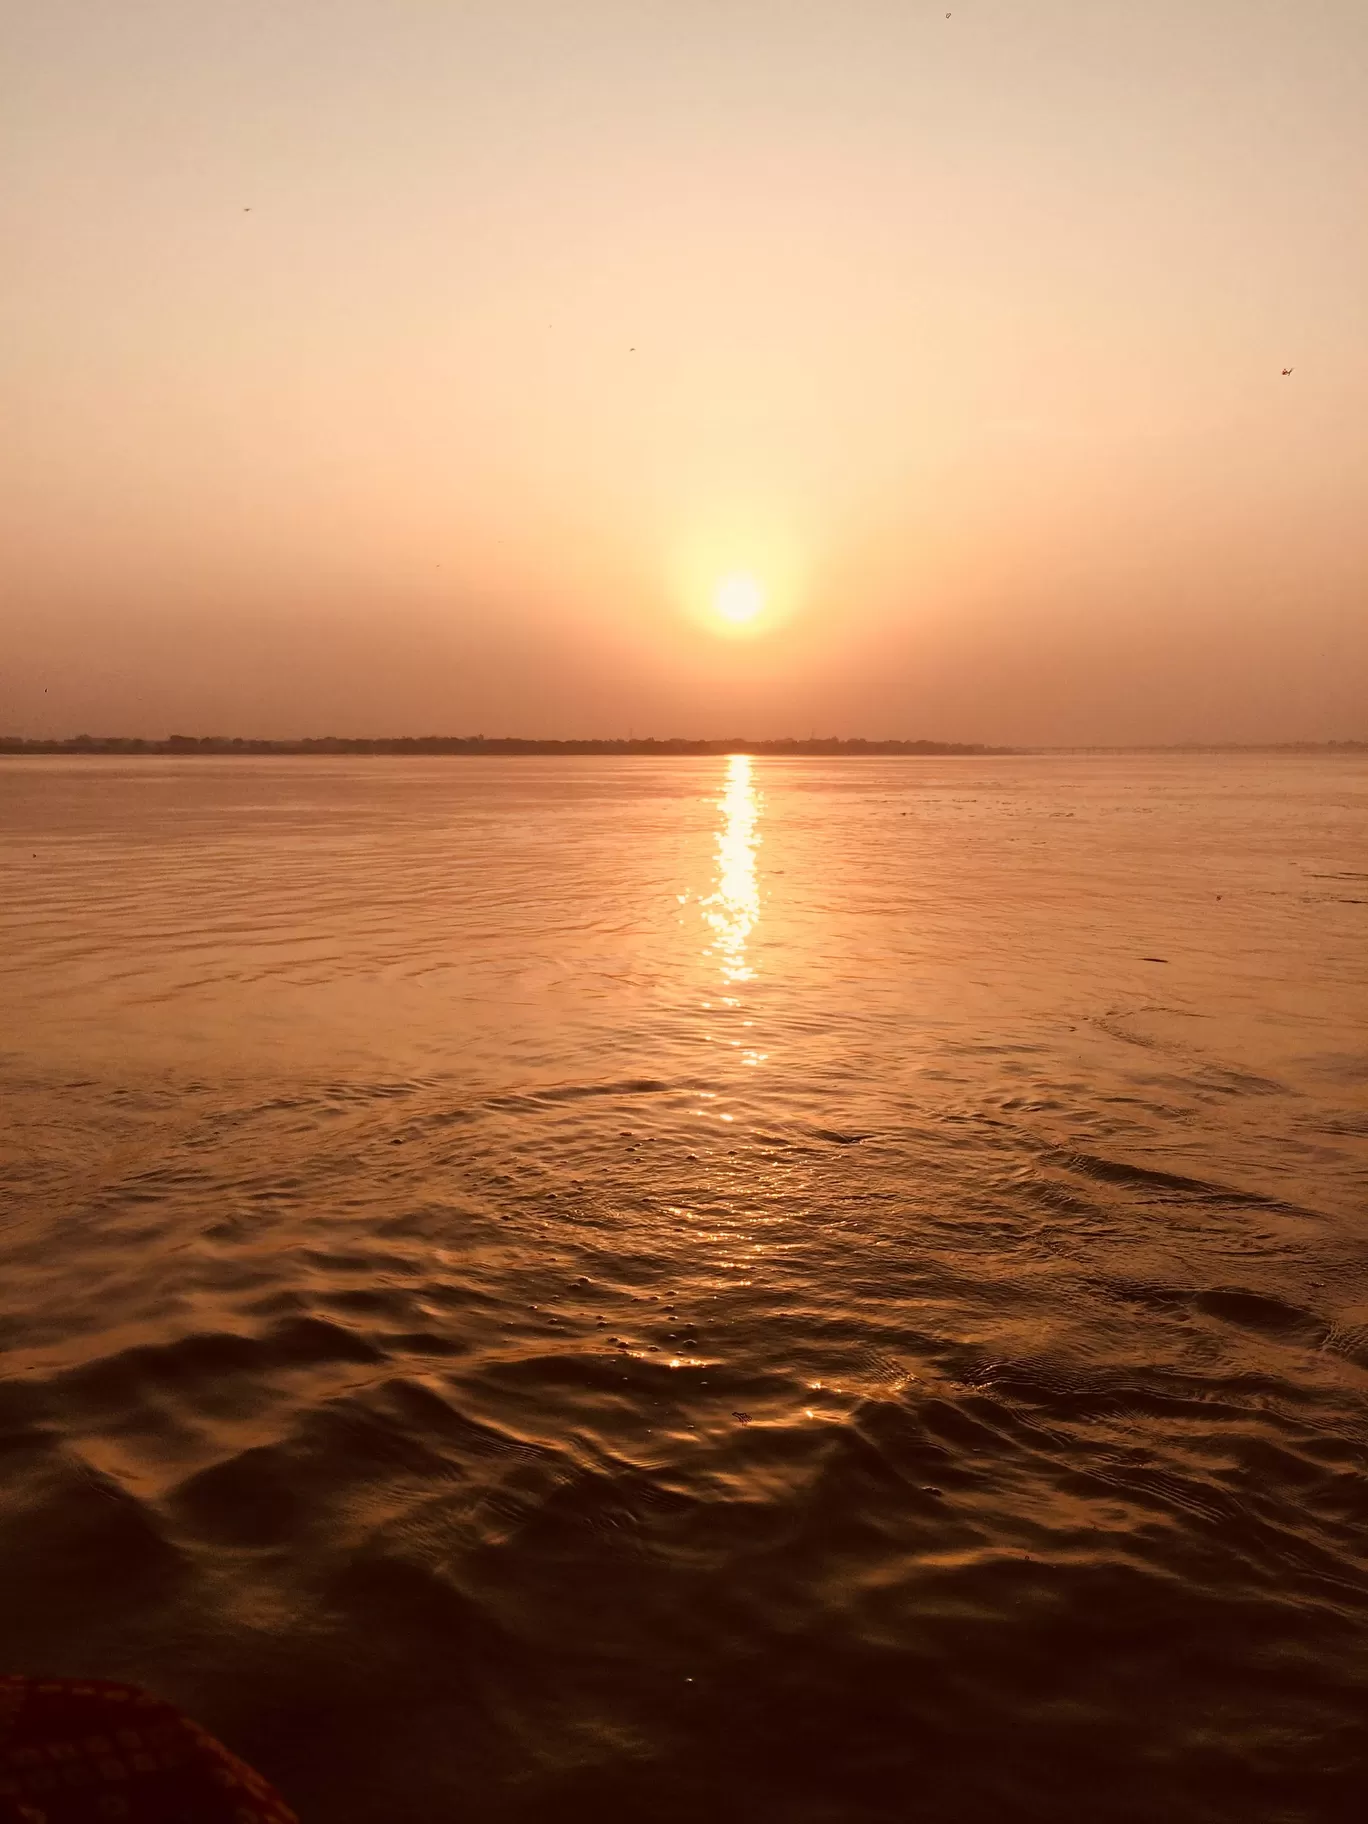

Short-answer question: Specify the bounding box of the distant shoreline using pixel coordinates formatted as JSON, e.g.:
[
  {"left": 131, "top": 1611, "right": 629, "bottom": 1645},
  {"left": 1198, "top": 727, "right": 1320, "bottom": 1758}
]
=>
[
  {"left": 1, "top": 735, "right": 1003, "bottom": 757},
  {"left": 0, "top": 737, "right": 1363, "bottom": 758}
]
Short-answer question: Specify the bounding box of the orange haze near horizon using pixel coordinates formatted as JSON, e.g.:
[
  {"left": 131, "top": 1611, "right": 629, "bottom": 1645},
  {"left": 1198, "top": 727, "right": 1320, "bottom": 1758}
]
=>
[{"left": 4, "top": 0, "right": 1366, "bottom": 745}]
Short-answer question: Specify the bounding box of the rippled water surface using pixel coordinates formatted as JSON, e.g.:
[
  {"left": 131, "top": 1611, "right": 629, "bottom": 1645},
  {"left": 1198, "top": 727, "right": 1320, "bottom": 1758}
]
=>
[{"left": 2, "top": 754, "right": 1367, "bottom": 1823}]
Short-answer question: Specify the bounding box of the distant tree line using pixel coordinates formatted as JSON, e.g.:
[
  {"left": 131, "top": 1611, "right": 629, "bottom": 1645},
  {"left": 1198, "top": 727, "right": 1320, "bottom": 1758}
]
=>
[
  {"left": 0, "top": 734, "right": 1009, "bottom": 756},
  {"left": 2, "top": 736, "right": 1362, "bottom": 757}
]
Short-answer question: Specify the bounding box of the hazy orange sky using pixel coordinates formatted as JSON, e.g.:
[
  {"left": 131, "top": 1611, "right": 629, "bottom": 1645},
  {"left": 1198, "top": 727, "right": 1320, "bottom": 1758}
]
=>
[{"left": 4, "top": 1, "right": 1366, "bottom": 743}]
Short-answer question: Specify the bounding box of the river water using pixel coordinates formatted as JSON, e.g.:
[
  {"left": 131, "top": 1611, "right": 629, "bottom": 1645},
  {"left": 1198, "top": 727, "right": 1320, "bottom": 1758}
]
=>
[{"left": 1, "top": 754, "right": 1366, "bottom": 1823}]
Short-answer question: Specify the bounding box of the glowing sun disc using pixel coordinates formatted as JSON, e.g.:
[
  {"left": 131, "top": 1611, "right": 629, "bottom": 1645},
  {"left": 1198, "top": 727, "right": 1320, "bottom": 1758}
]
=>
[{"left": 714, "top": 573, "right": 765, "bottom": 625}]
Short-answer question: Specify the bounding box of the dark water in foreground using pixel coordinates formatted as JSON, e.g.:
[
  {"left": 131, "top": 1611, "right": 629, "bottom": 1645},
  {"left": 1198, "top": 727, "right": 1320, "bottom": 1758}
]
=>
[{"left": 2, "top": 754, "right": 1367, "bottom": 1823}]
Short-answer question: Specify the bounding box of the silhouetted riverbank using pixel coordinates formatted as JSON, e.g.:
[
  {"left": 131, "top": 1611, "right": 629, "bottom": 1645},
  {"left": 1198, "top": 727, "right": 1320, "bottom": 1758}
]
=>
[
  {"left": 3, "top": 736, "right": 1363, "bottom": 757},
  {"left": 2, "top": 735, "right": 1003, "bottom": 756}
]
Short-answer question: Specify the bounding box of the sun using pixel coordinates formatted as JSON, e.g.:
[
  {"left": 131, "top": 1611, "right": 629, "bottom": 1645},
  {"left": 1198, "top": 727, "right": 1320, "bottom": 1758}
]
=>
[{"left": 714, "top": 572, "right": 765, "bottom": 625}]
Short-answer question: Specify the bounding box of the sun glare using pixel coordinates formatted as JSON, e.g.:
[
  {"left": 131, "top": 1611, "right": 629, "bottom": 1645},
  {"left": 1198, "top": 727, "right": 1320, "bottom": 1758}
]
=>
[
  {"left": 714, "top": 573, "right": 765, "bottom": 626},
  {"left": 672, "top": 533, "right": 800, "bottom": 639}
]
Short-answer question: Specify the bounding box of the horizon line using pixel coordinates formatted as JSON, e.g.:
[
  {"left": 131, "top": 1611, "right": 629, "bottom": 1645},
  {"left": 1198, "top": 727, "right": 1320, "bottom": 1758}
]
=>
[{"left": 3, "top": 735, "right": 1365, "bottom": 757}]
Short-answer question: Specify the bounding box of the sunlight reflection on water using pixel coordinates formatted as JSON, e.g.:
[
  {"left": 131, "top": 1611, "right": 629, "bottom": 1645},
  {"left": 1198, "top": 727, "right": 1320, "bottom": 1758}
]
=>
[{"left": 702, "top": 753, "right": 760, "bottom": 986}]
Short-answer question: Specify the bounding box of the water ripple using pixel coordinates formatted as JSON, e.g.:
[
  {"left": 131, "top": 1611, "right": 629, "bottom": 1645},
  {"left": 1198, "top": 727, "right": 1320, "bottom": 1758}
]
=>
[{"left": 2, "top": 754, "right": 1366, "bottom": 1821}]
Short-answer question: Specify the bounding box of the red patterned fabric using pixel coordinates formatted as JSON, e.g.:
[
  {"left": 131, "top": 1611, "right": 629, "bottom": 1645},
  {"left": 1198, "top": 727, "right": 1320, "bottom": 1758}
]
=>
[{"left": 0, "top": 1678, "right": 296, "bottom": 1824}]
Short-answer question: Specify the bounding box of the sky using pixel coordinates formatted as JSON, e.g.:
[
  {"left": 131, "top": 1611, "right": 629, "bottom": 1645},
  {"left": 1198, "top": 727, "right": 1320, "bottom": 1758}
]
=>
[{"left": 3, "top": 0, "right": 1366, "bottom": 744}]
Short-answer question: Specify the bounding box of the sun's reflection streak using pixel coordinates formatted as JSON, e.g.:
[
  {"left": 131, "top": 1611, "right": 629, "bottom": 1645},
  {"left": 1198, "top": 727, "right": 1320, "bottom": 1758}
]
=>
[{"left": 702, "top": 755, "right": 759, "bottom": 985}]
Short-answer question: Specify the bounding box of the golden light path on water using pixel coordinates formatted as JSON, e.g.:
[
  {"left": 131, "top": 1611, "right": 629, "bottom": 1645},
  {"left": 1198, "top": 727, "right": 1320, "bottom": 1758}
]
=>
[{"left": 702, "top": 754, "right": 759, "bottom": 986}]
